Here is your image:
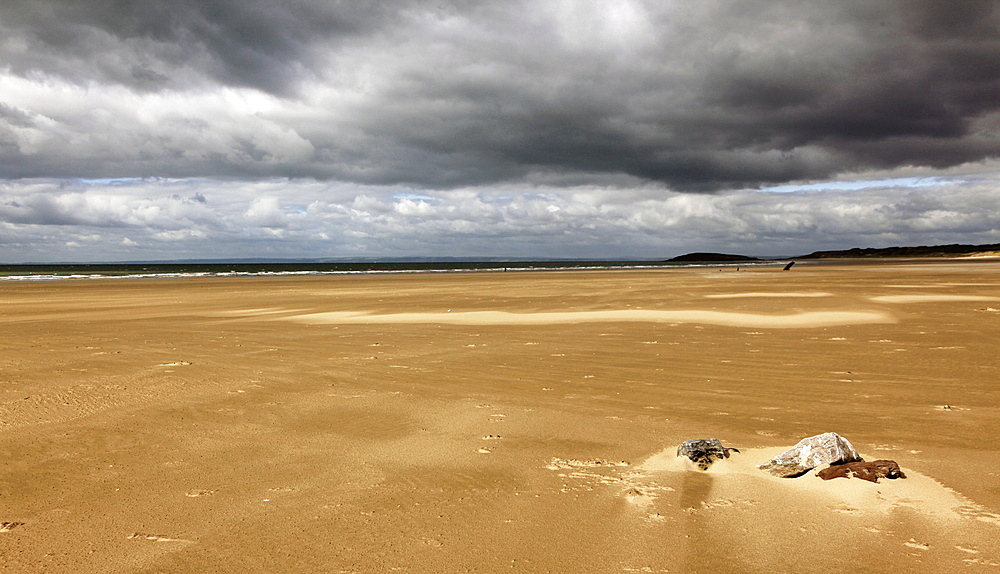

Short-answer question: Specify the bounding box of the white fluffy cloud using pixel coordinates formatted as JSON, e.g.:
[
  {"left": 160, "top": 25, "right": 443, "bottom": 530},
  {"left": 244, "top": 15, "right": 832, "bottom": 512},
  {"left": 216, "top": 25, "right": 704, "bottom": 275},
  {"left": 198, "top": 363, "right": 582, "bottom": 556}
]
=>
[{"left": 2, "top": 174, "right": 998, "bottom": 262}]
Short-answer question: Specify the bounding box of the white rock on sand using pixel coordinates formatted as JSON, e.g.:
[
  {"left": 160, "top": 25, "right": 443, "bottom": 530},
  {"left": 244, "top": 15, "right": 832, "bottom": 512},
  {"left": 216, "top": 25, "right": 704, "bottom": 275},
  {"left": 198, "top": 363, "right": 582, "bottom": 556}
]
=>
[{"left": 757, "top": 432, "right": 862, "bottom": 478}]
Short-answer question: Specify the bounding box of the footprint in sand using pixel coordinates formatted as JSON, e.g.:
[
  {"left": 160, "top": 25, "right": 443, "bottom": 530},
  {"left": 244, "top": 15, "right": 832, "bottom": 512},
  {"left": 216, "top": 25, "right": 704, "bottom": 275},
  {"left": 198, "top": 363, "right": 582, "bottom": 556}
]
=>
[{"left": 0, "top": 522, "right": 25, "bottom": 532}]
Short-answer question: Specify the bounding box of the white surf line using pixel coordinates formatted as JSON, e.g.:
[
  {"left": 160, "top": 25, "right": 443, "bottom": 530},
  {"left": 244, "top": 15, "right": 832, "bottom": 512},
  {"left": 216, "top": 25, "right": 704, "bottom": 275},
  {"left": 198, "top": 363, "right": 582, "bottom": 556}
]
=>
[{"left": 284, "top": 309, "right": 895, "bottom": 328}]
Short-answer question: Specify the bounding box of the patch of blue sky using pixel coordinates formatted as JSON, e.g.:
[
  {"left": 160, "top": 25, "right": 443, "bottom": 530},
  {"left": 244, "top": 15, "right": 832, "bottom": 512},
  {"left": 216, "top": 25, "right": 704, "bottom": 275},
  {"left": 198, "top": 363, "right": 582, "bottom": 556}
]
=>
[
  {"left": 74, "top": 176, "right": 204, "bottom": 189},
  {"left": 519, "top": 191, "right": 559, "bottom": 200},
  {"left": 470, "top": 192, "right": 510, "bottom": 203},
  {"left": 77, "top": 177, "right": 157, "bottom": 186},
  {"left": 393, "top": 193, "right": 437, "bottom": 201},
  {"left": 760, "top": 176, "right": 952, "bottom": 193}
]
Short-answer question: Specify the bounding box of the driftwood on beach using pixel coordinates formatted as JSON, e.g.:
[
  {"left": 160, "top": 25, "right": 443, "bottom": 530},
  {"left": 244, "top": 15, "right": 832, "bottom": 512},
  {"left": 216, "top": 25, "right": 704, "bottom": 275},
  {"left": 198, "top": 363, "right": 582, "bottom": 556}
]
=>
[{"left": 817, "top": 460, "right": 906, "bottom": 483}]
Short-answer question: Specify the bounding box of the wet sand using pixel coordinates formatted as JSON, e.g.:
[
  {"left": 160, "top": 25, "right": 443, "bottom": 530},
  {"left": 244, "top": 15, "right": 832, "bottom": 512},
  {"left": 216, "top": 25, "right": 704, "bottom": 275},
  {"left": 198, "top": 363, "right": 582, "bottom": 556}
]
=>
[{"left": 1, "top": 260, "right": 999, "bottom": 572}]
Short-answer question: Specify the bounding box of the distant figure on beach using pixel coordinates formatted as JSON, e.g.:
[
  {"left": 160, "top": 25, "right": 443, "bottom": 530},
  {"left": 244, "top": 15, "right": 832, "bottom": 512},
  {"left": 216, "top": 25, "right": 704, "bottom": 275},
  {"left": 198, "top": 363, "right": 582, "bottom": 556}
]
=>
[{"left": 783, "top": 261, "right": 795, "bottom": 271}]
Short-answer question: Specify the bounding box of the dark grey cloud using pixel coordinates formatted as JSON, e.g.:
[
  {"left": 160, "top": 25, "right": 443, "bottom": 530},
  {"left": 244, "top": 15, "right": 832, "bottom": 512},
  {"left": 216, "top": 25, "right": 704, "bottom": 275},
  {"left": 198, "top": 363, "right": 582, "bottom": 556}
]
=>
[
  {"left": 1, "top": 0, "right": 998, "bottom": 191},
  {"left": 0, "top": 0, "right": 404, "bottom": 94}
]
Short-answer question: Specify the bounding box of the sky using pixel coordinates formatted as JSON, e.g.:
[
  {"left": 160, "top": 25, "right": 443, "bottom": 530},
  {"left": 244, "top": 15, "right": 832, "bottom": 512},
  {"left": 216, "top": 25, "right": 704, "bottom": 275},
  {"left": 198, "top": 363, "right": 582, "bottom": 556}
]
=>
[{"left": 1, "top": 0, "right": 999, "bottom": 262}]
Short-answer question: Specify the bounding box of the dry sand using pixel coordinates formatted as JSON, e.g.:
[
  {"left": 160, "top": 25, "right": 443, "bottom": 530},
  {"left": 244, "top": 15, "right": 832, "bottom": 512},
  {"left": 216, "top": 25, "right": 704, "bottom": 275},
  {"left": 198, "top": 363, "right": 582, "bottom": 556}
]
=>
[{"left": 1, "top": 260, "right": 999, "bottom": 573}]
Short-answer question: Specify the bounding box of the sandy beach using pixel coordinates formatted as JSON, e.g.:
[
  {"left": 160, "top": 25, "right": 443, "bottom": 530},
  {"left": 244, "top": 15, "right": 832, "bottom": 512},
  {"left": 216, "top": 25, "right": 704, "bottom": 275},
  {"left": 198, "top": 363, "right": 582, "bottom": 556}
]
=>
[{"left": 1, "top": 260, "right": 999, "bottom": 573}]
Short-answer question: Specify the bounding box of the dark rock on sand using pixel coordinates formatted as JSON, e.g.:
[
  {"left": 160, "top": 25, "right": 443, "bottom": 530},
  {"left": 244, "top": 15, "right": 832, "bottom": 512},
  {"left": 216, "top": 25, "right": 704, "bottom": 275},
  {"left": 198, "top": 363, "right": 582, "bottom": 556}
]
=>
[
  {"left": 758, "top": 432, "right": 862, "bottom": 478},
  {"left": 817, "top": 460, "right": 906, "bottom": 483},
  {"left": 677, "top": 438, "right": 740, "bottom": 470}
]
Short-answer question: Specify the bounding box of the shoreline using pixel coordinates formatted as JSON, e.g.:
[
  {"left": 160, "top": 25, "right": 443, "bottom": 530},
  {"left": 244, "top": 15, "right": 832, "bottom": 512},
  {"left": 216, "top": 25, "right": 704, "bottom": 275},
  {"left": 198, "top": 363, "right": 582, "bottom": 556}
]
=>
[
  {"left": 3, "top": 255, "right": 998, "bottom": 282},
  {"left": 0, "top": 260, "right": 785, "bottom": 281}
]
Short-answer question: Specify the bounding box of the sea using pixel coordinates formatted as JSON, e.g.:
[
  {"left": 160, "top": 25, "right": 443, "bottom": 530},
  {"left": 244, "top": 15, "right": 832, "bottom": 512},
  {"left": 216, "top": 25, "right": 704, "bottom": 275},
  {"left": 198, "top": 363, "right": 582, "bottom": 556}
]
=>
[{"left": 0, "top": 260, "right": 781, "bottom": 281}]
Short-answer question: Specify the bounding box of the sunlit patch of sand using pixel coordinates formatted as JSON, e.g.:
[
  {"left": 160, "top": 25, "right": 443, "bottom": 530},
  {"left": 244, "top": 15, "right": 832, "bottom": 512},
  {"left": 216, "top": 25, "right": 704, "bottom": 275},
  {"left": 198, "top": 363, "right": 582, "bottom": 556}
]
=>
[
  {"left": 214, "top": 308, "right": 308, "bottom": 316},
  {"left": 639, "top": 446, "right": 989, "bottom": 522},
  {"left": 704, "top": 292, "right": 833, "bottom": 299},
  {"left": 128, "top": 532, "right": 193, "bottom": 543},
  {"left": 283, "top": 309, "right": 895, "bottom": 328},
  {"left": 870, "top": 295, "right": 1000, "bottom": 303}
]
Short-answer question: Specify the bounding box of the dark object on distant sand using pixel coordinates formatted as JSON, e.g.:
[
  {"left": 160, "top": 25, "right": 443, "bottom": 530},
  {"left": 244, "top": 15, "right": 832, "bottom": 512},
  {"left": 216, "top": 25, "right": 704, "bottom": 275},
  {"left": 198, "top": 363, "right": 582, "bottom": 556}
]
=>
[
  {"left": 677, "top": 438, "right": 740, "bottom": 470},
  {"left": 667, "top": 252, "right": 761, "bottom": 262},
  {"left": 758, "top": 432, "right": 862, "bottom": 478},
  {"left": 817, "top": 460, "right": 906, "bottom": 483},
  {"left": 783, "top": 261, "right": 795, "bottom": 270}
]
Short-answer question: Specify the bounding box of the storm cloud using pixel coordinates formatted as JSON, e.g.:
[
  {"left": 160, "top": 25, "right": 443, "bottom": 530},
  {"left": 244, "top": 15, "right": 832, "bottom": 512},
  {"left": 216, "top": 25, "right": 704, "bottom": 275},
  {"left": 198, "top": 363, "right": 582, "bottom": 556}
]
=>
[{"left": 2, "top": 0, "right": 998, "bottom": 191}]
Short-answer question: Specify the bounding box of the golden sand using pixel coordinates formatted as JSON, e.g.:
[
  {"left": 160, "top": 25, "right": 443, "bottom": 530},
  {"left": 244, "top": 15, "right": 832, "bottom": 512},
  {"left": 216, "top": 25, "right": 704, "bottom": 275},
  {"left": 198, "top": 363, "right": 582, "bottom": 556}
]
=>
[{"left": 1, "top": 261, "right": 999, "bottom": 572}]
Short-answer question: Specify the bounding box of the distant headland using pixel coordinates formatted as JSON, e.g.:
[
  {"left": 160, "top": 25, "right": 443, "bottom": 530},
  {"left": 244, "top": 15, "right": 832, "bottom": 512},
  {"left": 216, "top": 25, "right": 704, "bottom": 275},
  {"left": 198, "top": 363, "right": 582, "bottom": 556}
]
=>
[
  {"left": 665, "top": 253, "right": 762, "bottom": 262},
  {"left": 795, "top": 242, "right": 1000, "bottom": 259},
  {"left": 668, "top": 243, "right": 1000, "bottom": 262}
]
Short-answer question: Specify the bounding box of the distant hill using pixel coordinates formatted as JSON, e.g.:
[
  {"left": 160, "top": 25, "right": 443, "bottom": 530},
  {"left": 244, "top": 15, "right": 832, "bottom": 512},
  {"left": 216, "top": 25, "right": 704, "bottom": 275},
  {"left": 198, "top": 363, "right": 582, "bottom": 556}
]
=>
[
  {"left": 666, "top": 252, "right": 762, "bottom": 262},
  {"left": 796, "top": 243, "right": 1000, "bottom": 259},
  {"left": 664, "top": 243, "right": 1000, "bottom": 263}
]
